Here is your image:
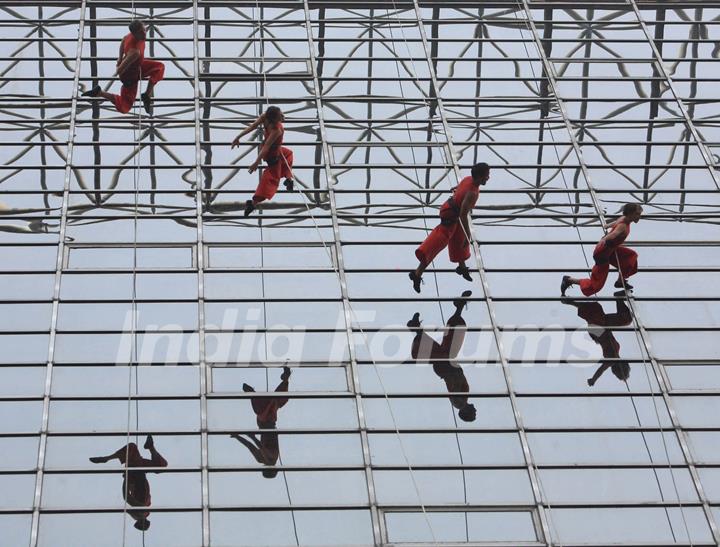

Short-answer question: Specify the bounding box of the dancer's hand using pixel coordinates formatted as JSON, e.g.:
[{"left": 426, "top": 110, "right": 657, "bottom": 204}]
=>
[
  {"left": 231, "top": 136, "right": 240, "bottom": 149},
  {"left": 248, "top": 160, "right": 260, "bottom": 174}
]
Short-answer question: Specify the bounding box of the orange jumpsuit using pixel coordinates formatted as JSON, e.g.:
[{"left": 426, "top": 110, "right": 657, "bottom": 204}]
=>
[
  {"left": 579, "top": 220, "right": 638, "bottom": 296},
  {"left": 254, "top": 122, "right": 294, "bottom": 201},
  {"left": 112, "top": 33, "right": 165, "bottom": 114},
  {"left": 415, "top": 176, "right": 479, "bottom": 266}
]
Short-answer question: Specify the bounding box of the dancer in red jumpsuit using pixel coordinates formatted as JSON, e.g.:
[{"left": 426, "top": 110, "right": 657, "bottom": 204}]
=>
[
  {"left": 561, "top": 203, "right": 642, "bottom": 296},
  {"left": 562, "top": 293, "right": 632, "bottom": 385},
  {"left": 82, "top": 20, "right": 164, "bottom": 115},
  {"left": 406, "top": 291, "right": 476, "bottom": 422},
  {"left": 409, "top": 163, "right": 490, "bottom": 293},
  {"left": 231, "top": 106, "right": 294, "bottom": 217},
  {"left": 231, "top": 366, "right": 291, "bottom": 478},
  {"left": 89, "top": 435, "right": 168, "bottom": 531}
]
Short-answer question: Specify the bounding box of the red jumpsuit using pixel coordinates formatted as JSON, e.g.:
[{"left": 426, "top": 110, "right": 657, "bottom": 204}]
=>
[
  {"left": 579, "top": 220, "right": 638, "bottom": 296},
  {"left": 113, "top": 442, "right": 168, "bottom": 519},
  {"left": 254, "top": 122, "right": 294, "bottom": 201},
  {"left": 411, "top": 315, "right": 470, "bottom": 410},
  {"left": 415, "top": 176, "right": 479, "bottom": 266},
  {"left": 112, "top": 33, "right": 165, "bottom": 114}
]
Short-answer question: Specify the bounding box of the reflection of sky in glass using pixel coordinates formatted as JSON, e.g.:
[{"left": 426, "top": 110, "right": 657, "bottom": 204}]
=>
[{"left": 1, "top": 1, "right": 720, "bottom": 545}]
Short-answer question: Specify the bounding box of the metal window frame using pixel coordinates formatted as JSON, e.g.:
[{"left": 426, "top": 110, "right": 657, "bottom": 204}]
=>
[{"left": 1, "top": 2, "right": 719, "bottom": 546}]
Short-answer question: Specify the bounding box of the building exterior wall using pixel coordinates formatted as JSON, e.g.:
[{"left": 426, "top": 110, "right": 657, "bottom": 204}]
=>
[{"left": 0, "top": 2, "right": 719, "bottom": 545}]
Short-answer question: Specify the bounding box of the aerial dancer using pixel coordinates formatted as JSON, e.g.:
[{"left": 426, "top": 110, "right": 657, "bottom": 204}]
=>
[
  {"left": 561, "top": 203, "right": 642, "bottom": 296},
  {"left": 230, "top": 106, "right": 294, "bottom": 217},
  {"left": 406, "top": 290, "right": 476, "bottom": 422},
  {"left": 231, "top": 366, "right": 291, "bottom": 478},
  {"left": 82, "top": 20, "right": 165, "bottom": 115},
  {"left": 409, "top": 163, "right": 490, "bottom": 293},
  {"left": 562, "top": 293, "right": 632, "bottom": 385},
  {"left": 89, "top": 435, "right": 168, "bottom": 531}
]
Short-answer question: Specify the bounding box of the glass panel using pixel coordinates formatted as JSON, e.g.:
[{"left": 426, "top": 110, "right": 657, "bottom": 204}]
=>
[
  {"left": 3, "top": 3, "right": 720, "bottom": 545},
  {"left": 38, "top": 513, "right": 202, "bottom": 547},
  {"left": 209, "top": 470, "right": 368, "bottom": 505},
  {"left": 209, "top": 510, "right": 374, "bottom": 546},
  {"left": 550, "top": 507, "right": 712, "bottom": 544},
  {"left": 385, "top": 510, "right": 538, "bottom": 544}
]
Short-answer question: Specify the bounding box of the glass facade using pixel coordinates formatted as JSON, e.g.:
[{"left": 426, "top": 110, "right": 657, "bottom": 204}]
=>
[{"left": 1, "top": 1, "right": 719, "bottom": 545}]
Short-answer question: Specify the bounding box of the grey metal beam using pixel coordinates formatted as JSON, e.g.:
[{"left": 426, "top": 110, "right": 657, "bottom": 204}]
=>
[
  {"left": 627, "top": 0, "right": 720, "bottom": 191},
  {"left": 302, "top": 2, "right": 384, "bottom": 544},
  {"left": 411, "top": 1, "right": 554, "bottom": 544},
  {"left": 28, "top": 2, "right": 86, "bottom": 545},
  {"left": 522, "top": 1, "right": 720, "bottom": 544},
  {"left": 192, "top": 2, "right": 212, "bottom": 545}
]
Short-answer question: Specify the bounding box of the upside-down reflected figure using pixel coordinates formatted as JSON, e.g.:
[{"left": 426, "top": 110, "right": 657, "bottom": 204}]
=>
[
  {"left": 231, "top": 366, "right": 292, "bottom": 478},
  {"left": 406, "top": 291, "right": 476, "bottom": 422},
  {"left": 563, "top": 292, "right": 633, "bottom": 385},
  {"left": 89, "top": 435, "right": 168, "bottom": 531}
]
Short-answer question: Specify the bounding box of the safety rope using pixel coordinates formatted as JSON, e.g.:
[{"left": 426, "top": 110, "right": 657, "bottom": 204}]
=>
[
  {"left": 384, "top": 7, "right": 470, "bottom": 541},
  {"left": 383, "top": 3, "right": 563, "bottom": 543},
  {"left": 624, "top": 378, "right": 679, "bottom": 542},
  {"left": 384, "top": 11, "right": 447, "bottom": 328},
  {"left": 250, "top": 5, "right": 300, "bottom": 544},
  {"left": 122, "top": 3, "right": 143, "bottom": 546},
  {"left": 507, "top": 2, "right": 691, "bottom": 543},
  {"left": 238, "top": 5, "right": 443, "bottom": 543}
]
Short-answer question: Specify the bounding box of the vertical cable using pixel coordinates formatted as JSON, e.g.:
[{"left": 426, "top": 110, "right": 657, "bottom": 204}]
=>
[
  {"left": 122, "top": 2, "right": 143, "bottom": 545},
  {"left": 514, "top": 1, "right": 697, "bottom": 542},
  {"left": 249, "top": 5, "right": 299, "bottom": 543}
]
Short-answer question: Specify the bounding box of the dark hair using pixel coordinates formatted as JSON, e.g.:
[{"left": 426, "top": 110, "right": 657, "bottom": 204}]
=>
[
  {"left": 458, "top": 403, "right": 477, "bottom": 422},
  {"left": 622, "top": 203, "right": 642, "bottom": 216},
  {"left": 471, "top": 162, "right": 490, "bottom": 180},
  {"left": 262, "top": 468, "right": 279, "bottom": 479},
  {"left": 611, "top": 361, "right": 630, "bottom": 381},
  {"left": 128, "top": 20, "right": 144, "bottom": 34},
  {"left": 264, "top": 106, "right": 283, "bottom": 123},
  {"left": 134, "top": 518, "right": 151, "bottom": 531}
]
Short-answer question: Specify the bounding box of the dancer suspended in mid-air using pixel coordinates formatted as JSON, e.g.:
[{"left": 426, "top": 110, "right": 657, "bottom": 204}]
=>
[
  {"left": 409, "top": 163, "right": 490, "bottom": 293},
  {"left": 231, "top": 366, "right": 292, "bottom": 478},
  {"left": 406, "top": 290, "right": 476, "bottom": 422},
  {"left": 89, "top": 435, "right": 168, "bottom": 531},
  {"left": 231, "top": 106, "right": 294, "bottom": 217},
  {"left": 561, "top": 203, "right": 642, "bottom": 296},
  {"left": 82, "top": 20, "right": 164, "bottom": 115},
  {"left": 562, "top": 293, "right": 632, "bottom": 385}
]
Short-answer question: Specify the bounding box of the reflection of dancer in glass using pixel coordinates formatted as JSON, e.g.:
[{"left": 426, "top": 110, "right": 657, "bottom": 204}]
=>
[
  {"left": 406, "top": 291, "right": 476, "bottom": 422},
  {"left": 82, "top": 20, "right": 165, "bottom": 115},
  {"left": 231, "top": 366, "right": 291, "bottom": 478},
  {"left": 561, "top": 204, "right": 642, "bottom": 296},
  {"left": 89, "top": 435, "right": 168, "bottom": 531},
  {"left": 562, "top": 293, "right": 632, "bottom": 385},
  {"left": 230, "top": 106, "right": 294, "bottom": 217},
  {"left": 409, "top": 163, "right": 490, "bottom": 293}
]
